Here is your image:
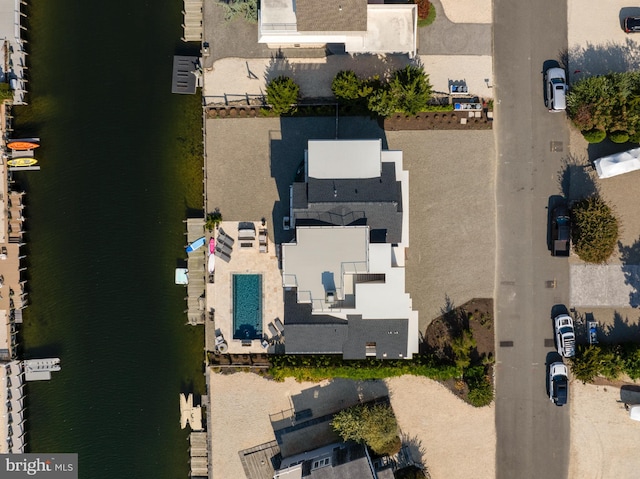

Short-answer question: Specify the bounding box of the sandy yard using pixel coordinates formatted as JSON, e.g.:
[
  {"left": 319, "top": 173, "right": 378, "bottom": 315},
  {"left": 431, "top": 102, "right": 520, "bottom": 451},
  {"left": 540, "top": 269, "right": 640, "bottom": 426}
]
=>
[
  {"left": 568, "top": 382, "right": 640, "bottom": 479},
  {"left": 209, "top": 372, "right": 495, "bottom": 479}
]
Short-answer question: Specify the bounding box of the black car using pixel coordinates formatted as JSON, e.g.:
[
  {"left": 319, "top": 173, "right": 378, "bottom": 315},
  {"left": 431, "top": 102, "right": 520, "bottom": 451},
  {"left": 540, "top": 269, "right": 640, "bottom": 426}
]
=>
[
  {"left": 551, "top": 204, "right": 571, "bottom": 256},
  {"left": 624, "top": 16, "right": 640, "bottom": 33}
]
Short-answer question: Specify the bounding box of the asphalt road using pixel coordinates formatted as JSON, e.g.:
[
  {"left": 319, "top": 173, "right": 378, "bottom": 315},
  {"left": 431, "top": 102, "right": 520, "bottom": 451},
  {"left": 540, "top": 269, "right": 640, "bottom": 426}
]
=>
[{"left": 493, "top": 0, "right": 572, "bottom": 477}]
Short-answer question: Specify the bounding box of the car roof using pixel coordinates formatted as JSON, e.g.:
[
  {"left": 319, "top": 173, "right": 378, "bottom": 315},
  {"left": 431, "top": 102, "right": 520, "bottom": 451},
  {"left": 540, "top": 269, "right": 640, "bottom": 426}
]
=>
[
  {"left": 553, "top": 204, "right": 569, "bottom": 216},
  {"left": 547, "top": 67, "right": 566, "bottom": 81},
  {"left": 550, "top": 362, "right": 568, "bottom": 376}
]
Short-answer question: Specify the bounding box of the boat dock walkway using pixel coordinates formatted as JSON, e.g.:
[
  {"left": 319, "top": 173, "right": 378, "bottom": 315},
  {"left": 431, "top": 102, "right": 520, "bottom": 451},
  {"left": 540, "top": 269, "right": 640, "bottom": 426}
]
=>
[
  {"left": 181, "top": 0, "right": 203, "bottom": 42},
  {"left": 0, "top": 0, "right": 30, "bottom": 104},
  {"left": 184, "top": 218, "right": 206, "bottom": 325}
]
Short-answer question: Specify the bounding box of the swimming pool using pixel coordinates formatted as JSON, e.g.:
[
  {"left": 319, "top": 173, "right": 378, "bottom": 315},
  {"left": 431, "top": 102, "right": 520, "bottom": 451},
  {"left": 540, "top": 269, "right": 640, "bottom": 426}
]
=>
[{"left": 232, "top": 274, "right": 263, "bottom": 340}]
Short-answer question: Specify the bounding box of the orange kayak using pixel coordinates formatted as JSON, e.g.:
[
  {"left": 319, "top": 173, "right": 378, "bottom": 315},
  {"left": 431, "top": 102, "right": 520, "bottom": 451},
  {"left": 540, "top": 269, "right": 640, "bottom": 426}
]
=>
[{"left": 7, "top": 141, "right": 40, "bottom": 150}]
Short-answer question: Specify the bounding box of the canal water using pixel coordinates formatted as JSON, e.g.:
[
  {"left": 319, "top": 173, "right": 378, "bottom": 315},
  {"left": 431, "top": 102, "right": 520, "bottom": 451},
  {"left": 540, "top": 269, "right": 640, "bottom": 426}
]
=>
[{"left": 12, "top": 1, "right": 205, "bottom": 477}]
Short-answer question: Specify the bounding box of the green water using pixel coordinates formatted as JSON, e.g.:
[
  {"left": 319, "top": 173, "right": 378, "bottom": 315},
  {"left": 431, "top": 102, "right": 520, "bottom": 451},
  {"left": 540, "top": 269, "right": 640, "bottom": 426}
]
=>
[{"left": 12, "top": 1, "right": 205, "bottom": 477}]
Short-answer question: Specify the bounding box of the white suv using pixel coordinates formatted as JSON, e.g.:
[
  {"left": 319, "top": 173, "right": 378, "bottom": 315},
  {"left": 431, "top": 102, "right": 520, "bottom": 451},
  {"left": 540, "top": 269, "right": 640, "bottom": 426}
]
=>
[
  {"left": 548, "top": 362, "right": 569, "bottom": 406},
  {"left": 545, "top": 67, "right": 567, "bottom": 112},
  {"left": 554, "top": 314, "right": 576, "bottom": 357}
]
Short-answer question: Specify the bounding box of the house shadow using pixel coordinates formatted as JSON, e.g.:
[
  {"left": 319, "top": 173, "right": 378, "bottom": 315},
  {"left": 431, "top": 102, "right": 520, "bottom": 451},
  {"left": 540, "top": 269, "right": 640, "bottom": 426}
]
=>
[
  {"left": 557, "top": 153, "right": 599, "bottom": 203},
  {"left": 269, "top": 116, "right": 387, "bottom": 244},
  {"left": 619, "top": 237, "right": 640, "bottom": 307},
  {"left": 586, "top": 139, "right": 637, "bottom": 166},
  {"left": 264, "top": 48, "right": 415, "bottom": 99},
  {"left": 602, "top": 311, "right": 640, "bottom": 344},
  {"left": 567, "top": 37, "right": 640, "bottom": 83},
  {"left": 270, "top": 379, "right": 390, "bottom": 458}
]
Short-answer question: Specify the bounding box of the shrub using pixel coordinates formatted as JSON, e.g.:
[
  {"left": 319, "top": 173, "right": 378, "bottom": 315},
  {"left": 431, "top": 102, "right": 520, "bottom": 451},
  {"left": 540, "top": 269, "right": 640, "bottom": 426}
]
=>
[
  {"left": 220, "top": 0, "right": 258, "bottom": 23},
  {"left": 414, "top": 0, "right": 430, "bottom": 19},
  {"left": 0, "top": 83, "right": 12, "bottom": 100},
  {"left": 464, "top": 366, "right": 493, "bottom": 407},
  {"left": 416, "top": 0, "right": 436, "bottom": 26},
  {"left": 389, "top": 65, "right": 432, "bottom": 116},
  {"left": 570, "top": 344, "right": 624, "bottom": 382},
  {"left": 571, "top": 195, "right": 619, "bottom": 264},
  {"left": 628, "top": 131, "right": 640, "bottom": 143},
  {"left": 451, "top": 329, "right": 476, "bottom": 371},
  {"left": 331, "top": 70, "right": 372, "bottom": 104},
  {"left": 622, "top": 344, "right": 640, "bottom": 380},
  {"left": 367, "top": 87, "right": 396, "bottom": 118},
  {"left": 331, "top": 403, "right": 400, "bottom": 455},
  {"left": 609, "top": 130, "right": 630, "bottom": 143},
  {"left": 266, "top": 76, "right": 300, "bottom": 116},
  {"left": 582, "top": 128, "right": 606, "bottom": 143}
]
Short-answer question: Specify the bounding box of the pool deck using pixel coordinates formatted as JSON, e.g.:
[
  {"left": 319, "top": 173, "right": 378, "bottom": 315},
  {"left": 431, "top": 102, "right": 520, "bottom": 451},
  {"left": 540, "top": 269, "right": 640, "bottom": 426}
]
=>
[{"left": 206, "top": 221, "right": 284, "bottom": 355}]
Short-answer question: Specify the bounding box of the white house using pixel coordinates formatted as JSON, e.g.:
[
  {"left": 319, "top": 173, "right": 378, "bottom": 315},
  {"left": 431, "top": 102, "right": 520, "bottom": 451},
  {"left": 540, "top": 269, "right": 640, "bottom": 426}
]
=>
[{"left": 258, "top": 0, "right": 417, "bottom": 57}]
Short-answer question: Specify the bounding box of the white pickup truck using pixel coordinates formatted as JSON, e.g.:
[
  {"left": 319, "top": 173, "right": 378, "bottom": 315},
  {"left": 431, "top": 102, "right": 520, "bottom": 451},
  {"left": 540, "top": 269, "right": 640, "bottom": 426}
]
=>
[{"left": 554, "top": 314, "right": 576, "bottom": 357}]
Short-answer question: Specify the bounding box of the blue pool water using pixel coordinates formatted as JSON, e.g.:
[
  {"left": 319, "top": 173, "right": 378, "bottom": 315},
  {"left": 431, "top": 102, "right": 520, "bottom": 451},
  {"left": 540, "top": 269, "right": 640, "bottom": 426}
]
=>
[{"left": 233, "top": 274, "right": 263, "bottom": 339}]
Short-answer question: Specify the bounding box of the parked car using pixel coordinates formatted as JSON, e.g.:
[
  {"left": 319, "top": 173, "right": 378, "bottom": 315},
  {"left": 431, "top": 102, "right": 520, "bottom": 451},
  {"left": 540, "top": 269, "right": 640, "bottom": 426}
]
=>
[
  {"left": 548, "top": 361, "right": 569, "bottom": 406},
  {"left": 551, "top": 203, "right": 571, "bottom": 256},
  {"left": 544, "top": 67, "right": 567, "bottom": 111},
  {"left": 554, "top": 314, "right": 576, "bottom": 357},
  {"left": 624, "top": 16, "right": 640, "bottom": 33}
]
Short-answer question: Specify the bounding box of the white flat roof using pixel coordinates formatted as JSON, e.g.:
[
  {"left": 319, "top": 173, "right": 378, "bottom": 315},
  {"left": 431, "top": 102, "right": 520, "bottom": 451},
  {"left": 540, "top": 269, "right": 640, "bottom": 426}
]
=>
[
  {"left": 347, "top": 5, "right": 416, "bottom": 55},
  {"left": 260, "top": 0, "right": 297, "bottom": 26},
  {"left": 259, "top": 4, "right": 416, "bottom": 56},
  {"left": 282, "top": 226, "right": 369, "bottom": 304},
  {"left": 354, "top": 243, "right": 413, "bottom": 319},
  {"left": 307, "top": 139, "right": 381, "bottom": 179}
]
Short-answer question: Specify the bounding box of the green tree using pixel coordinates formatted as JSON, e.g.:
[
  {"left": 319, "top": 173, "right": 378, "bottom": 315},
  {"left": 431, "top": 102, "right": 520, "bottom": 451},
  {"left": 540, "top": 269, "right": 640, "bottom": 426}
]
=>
[
  {"left": 266, "top": 76, "right": 300, "bottom": 115},
  {"left": 331, "top": 70, "right": 372, "bottom": 104},
  {"left": 388, "top": 65, "right": 432, "bottom": 116},
  {"left": 570, "top": 344, "right": 623, "bottom": 383},
  {"left": 571, "top": 195, "right": 620, "bottom": 263},
  {"left": 367, "top": 87, "right": 396, "bottom": 118},
  {"left": 331, "top": 403, "right": 400, "bottom": 455}
]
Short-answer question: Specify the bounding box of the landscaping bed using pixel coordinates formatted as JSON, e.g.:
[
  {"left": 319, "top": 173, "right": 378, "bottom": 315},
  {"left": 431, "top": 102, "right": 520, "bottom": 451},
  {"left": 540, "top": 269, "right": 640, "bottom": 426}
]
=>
[
  {"left": 423, "top": 298, "right": 495, "bottom": 405},
  {"left": 383, "top": 111, "right": 493, "bottom": 131}
]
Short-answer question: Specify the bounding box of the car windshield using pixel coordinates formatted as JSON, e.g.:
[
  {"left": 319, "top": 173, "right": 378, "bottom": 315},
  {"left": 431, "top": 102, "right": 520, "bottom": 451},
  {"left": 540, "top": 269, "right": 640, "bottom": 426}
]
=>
[{"left": 551, "top": 78, "right": 564, "bottom": 85}]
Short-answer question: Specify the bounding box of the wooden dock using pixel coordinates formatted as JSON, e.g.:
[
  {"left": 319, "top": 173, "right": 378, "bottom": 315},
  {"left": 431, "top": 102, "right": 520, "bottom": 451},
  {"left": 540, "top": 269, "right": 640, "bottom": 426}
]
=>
[
  {"left": 182, "top": 0, "right": 203, "bottom": 42},
  {"left": 184, "top": 218, "right": 206, "bottom": 325}
]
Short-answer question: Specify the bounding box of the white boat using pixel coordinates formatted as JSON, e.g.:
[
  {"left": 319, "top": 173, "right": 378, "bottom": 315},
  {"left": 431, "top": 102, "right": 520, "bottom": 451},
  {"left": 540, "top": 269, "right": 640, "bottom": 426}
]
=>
[
  {"left": 208, "top": 253, "right": 215, "bottom": 273},
  {"left": 594, "top": 147, "right": 640, "bottom": 179}
]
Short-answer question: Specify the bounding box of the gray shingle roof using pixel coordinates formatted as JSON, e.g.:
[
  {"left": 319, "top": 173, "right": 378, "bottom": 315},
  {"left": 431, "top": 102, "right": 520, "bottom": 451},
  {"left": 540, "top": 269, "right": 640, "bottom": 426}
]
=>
[
  {"left": 296, "top": 0, "right": 368, "bottom": 32},
  {"left": 283, "top": 291, "right": 409, "bottom": 359},
  {"left": 342, "top": 315, "right": 409, "bottom": 360},
  {"left": 293, "top": 162, "right": 403, "bottom": 244}
]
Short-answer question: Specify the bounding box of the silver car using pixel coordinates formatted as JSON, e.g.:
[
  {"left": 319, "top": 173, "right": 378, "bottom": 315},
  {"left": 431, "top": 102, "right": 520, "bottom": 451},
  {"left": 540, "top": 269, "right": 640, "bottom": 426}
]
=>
[{"left": 545, "top": 67, "right": 567, "bottom": 112}]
